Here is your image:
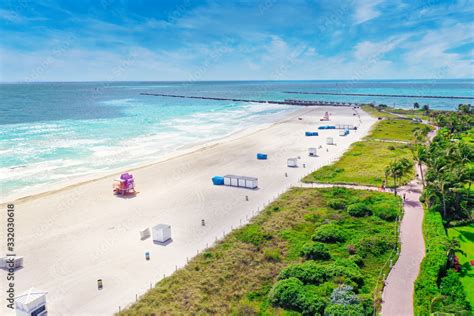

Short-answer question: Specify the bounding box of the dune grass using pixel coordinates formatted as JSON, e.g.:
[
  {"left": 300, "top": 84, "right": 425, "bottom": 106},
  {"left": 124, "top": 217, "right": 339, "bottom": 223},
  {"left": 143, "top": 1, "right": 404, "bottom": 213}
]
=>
[
  {"left": 118, "top": 188, "right": 401, "bottom": 315},
  {"left": 448, "top": 224, "right": 474, "bottom": 309},
  {"left": 302, "top": 141, "right": 413, "bottom": 186},
  {"left": 367, "top": 119, "right": 426, "bottom": 142}
]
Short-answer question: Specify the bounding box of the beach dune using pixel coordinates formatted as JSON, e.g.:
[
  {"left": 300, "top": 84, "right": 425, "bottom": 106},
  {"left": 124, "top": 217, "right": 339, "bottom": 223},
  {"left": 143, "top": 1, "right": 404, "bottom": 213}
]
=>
[{"left": 0, "top": 106, "right": 375, "bottom": 315}]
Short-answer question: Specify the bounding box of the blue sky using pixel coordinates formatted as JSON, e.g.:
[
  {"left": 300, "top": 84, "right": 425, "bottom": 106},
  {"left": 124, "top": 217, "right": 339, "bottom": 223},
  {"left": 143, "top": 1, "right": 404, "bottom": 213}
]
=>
[{"left": 0, "top": 0, "right": 473, "bottom": 81}]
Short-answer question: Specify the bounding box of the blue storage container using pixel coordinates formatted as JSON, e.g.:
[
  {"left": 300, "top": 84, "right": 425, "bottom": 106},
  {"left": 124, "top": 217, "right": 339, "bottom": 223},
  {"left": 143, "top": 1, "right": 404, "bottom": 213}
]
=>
[
  {"left": 212, "top": 176, "right": 225, "bottom": 185},
  {"left": 305, "top": 132, "right": 319, "bottom": 136},
  {"left": 257, "top": 153, "right": 268, "bottom": 160}
]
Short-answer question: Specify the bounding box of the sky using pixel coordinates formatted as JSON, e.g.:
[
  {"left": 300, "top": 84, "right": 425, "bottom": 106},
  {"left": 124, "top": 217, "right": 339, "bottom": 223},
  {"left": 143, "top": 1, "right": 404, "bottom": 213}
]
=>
[{"left": 0, "top": 0, "right": 473, "bottom": 82}]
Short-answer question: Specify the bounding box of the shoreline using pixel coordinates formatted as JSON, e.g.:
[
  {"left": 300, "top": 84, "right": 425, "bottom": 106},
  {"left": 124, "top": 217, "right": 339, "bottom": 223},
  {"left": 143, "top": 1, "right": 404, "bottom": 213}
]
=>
[
  {"left": 1, "top": 107, "right": 302, "bottom": 205},
  {"left": 0, "top": 105, "right": 376, "bottom": 315}
]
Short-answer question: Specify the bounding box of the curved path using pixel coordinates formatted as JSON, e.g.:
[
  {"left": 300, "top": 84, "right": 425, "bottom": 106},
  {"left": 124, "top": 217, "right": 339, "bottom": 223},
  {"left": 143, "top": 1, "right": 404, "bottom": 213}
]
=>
[{"left": 300, "top": 179, "right": 425, "bottom": 316}]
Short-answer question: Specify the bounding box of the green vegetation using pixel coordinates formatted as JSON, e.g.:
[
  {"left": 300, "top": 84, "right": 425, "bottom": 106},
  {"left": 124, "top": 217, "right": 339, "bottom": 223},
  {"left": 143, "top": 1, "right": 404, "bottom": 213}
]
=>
[
  {"left": 368, "top": 119, "right": 429, "bottom": 142},
  {"left": 303, "top": 140, "right": 414, "bottom": 186},
  {"left": 414, "top": 209, "right": 449, "bottom": 315},
  {"left": 414, "top": 108, "right": 473, "bottom": 315},
  {"left": 118, "top": 188, "right": 401, "bottom": 315},
  {"left": 448, "top": 224, "right": 474, "bottom": 309}
]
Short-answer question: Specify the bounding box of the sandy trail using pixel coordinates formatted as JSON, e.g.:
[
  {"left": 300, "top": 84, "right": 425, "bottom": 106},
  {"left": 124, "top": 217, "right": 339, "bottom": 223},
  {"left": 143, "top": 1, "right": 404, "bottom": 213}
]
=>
[{"left": 0, "top": 106, "right": 375, "bottom": 315}]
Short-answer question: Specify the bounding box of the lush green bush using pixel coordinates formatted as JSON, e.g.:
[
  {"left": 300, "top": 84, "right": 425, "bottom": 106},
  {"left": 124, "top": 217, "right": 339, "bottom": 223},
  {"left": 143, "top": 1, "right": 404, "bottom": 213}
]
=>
[
  {"left": 357, "top": 236, "right": 394, "bottom": 257},
  {"left": 324, "top": 303, "right": 364, "bottom": 315},
  {"left": 327, "top": 198, "right": 347, "bottom": 210},
  {"left": 438, "top": 270, "right": 471, "bottom": 313},
  {"left": 313, "top": 224, "right": 347, "bottom": 243},
  {"left": 235, "top": 224, "right": 266, "bottom": 247},
  {"left": 300, "top": 242, "right": 331, "bottom": 260},
  {"left": 373, "top": 207, "right": 398, "bottom": 221},
  {"left": 269, "top": 278, "right": 327, "bottom": 315},
  {"left": 278, "top": 261, "right": 328, "bottom": 285},
  {"left": 326, "top": 260, "right": 364, "bottom": 288},
  {"left": 269, "top": 277, "right": 304, "bottom": 310},
  {"left": 414, "top": 209, "right": 448, "bottom": 315},
  {"left": 347, "top": 203, "right": 372, "bottom": 217}
]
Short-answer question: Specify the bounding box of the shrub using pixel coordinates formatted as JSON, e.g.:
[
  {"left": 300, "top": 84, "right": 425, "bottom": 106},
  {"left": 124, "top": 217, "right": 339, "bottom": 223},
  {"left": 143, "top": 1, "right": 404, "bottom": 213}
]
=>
[
  {"left": 414, "top": 210, "right": 448, "bottom": 315},
  {"left": 327, "top": 199, "right": 347, "bottom": 210},
  {"left": 330, "top": 284, "right": 359, "bottom": 305},
  {"left": 326, "top": 260, "right": 364, "bottom": 288},
  {"left": 324, "top": 303, "right": 364, "bottom": 315},
  {"left": 300, "top": 242, "right": 331, "bottom": 260},
  {"left": 263, "top": 248, "right": 280, "bottom": 262},
  {"left": 357, "top": 236, "right": 394, "bottom": 257},
  {"left": 269, "top": 277, "right": 304, "bottom": 310},
  {"left": 313, "top": 224, "right": 347, "bottom": 243},
  {"left": 278, "top": 261, "right": 328, "bottom": 285},
  {"left": 347, "top": 203, "right": 372, "bottom": 217},
  {"left": 369, "top": 201, "right": 399, "bottom": 221},
  {"left": 388, "top": 145, "right": 396, "bottom": 150},
  {"left": 236, "top": 224, "right": 265, "bottom": 247},
  {"left": 297, "top": 289, "right": 327, "bottom": 315},
  {"left": 374, "top": 207, "right": 398, "bottom": 221},
  {"left": 269, "top": 278, "right": 327, "bottom": 315},
  {"left": 438, "top": 270, "right": 471, "bottom": 313}
]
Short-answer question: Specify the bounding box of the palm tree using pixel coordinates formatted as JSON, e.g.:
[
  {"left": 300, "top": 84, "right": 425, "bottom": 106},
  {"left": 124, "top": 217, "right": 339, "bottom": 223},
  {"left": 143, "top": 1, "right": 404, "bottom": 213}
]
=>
[
  {"left": 446, "top": 238, "right": 465, "bottom": 267},
  {"left": 413, "top": 102, "right": 420, "bottom": 109},
  {"left": 385, "top": 158, "right": 413, "bottom": 195},
  {"left": 411, "top": 145, "right": 426, "bottom": 187}
]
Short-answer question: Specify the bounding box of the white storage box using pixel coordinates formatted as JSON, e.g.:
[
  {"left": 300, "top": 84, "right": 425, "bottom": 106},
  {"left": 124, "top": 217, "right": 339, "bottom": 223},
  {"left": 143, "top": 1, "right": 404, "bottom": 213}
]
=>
[
  {"left": 326, "top": 137, "right": 334, "bottom": 145},
  {"left": 139, "top": 228, "right": 150, "bottom": 240},
  {"left": 308, "top": 148, "right": 317, "bottom": 156},
  {"left": 287, "top": 158, "right": 298, "bottom": 167},
  {"left": 152, "top": 224, "right": 172, "bottom": 243},
  {"left": 223, "top": 175, "right": 258, "bottom": 189}
]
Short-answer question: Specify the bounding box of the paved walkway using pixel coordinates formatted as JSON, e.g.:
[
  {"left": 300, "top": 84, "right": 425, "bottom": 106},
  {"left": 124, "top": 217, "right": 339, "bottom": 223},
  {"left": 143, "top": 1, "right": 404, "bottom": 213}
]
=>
[{"left": 381, "top": 178, "right": 425, "bottom": 316}]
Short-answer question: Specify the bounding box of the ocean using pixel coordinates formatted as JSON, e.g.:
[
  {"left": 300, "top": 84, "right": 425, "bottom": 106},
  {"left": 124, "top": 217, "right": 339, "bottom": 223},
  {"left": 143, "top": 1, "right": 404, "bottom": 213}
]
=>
[{"left": 1, "top": 80, "right": 472, "bottom": 198}]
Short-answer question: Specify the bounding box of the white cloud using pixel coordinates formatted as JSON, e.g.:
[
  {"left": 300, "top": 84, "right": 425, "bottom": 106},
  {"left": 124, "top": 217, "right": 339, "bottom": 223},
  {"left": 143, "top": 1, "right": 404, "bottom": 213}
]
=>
[{"left": 353, "top": 0, "right": 384, "bottom": 24}]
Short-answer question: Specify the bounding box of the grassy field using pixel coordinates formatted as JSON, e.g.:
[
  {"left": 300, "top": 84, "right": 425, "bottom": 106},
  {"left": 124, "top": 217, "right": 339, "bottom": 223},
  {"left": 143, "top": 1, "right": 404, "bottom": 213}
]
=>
[
  {"left": 367, "top": 119, "right": 426, "bottom": 142},
  {"left": 118, "top": 188, "right": 401, "bottom": 315},
  {"left": 302, "top": 141, "right": 414, "bottom": 186},
  {"left": 448, "top": 223, "right": 474, "bottom": 309},
  {"left": 361, "top": 105, "right": 429, "bottom": 121}
]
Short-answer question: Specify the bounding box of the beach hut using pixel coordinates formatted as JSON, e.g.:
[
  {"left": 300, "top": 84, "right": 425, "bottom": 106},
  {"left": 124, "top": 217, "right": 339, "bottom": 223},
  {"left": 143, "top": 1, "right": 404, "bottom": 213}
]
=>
[
  {"left": 212, "top": 176, "right": 225, "bottom": 185},
  {"left": 223, "top": 175, "right": 258, "bottom": 189},
  {"left": 287, "top": 158, "right": 298, "bottom": 167},
  {"left": 308, "top": 148, "right": 317, "bottom": 156},
  {"left": 257, "top": 153, "right": 268, "bottom": 160},
  {"left": 0, "top": 256, "right": 23, "bottom": 270},
  {"left": 152, "top": 224, "right": 171, "bottom": 243},
  {"left": 139, "top": 228, "right": 150, "bottom": 240},
  {"left": 326, "top": 137, "right": 334, "bottom": 145},
  {"left": 15, "top": 288, "right": 47, "bottom": 316}
]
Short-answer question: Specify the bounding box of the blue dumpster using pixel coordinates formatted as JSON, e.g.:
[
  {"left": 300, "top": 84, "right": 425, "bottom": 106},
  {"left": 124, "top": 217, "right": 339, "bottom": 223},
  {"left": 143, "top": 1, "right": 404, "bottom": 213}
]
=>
[
  {"left": 257, "top": 153, "right": 268, "bottom": 160},
  {"left": 212, "top": 176, "right": 225, "bottom": 185}
]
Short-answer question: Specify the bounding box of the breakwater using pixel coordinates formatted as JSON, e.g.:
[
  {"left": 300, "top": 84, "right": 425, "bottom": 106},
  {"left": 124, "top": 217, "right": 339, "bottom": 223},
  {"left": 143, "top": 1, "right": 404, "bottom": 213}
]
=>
[
  {"left": 140, "top": 93, "right": 358, "bottom": 106},
  {"left": 282, "top": 91, "right": 474, "bottom": 100}
]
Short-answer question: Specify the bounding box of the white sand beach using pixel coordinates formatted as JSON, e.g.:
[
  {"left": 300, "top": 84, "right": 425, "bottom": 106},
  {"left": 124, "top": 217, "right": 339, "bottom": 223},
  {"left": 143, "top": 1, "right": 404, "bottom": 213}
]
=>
[{"left": 1, "top": 106, "right": 376, "bottom": 315}]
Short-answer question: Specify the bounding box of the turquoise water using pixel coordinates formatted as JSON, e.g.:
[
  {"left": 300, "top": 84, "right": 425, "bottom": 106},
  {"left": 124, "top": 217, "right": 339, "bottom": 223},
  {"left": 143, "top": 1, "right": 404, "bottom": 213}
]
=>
[{"left": 0, "top": 80, "right": 472, "bottom": 198}]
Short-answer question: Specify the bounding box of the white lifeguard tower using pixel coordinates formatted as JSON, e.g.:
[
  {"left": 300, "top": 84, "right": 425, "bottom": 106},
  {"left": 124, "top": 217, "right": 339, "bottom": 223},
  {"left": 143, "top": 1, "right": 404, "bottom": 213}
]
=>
[{"left": 15, "top": 288, "right": 47, "bottom": 316}]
